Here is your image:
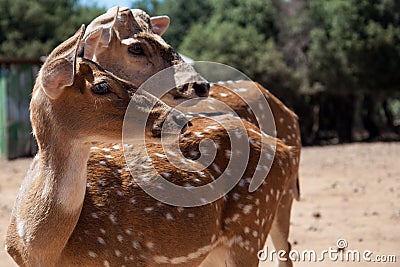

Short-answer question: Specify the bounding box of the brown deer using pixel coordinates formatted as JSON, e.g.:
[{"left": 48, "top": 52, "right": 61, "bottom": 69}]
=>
[
  {"left": 209, "top": 80, "right": 301, "bottom": 266},
  {"left": 5, "top": 25, "right": 297, "bottom": 266},
  {"left": 84, "top": 6, "right": 301, "bottom": 266}
]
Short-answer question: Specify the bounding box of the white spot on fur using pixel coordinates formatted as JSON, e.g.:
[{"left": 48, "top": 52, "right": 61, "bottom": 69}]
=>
[
  {"left": 206, "top": 125, "right": 218, "bottom": 130},
  {"left": 212, "top": 163, "right": 222, "bottom": 174},
  {"left": 154, "top": 244, "right": 213, "bottom": 264},
  {"left": 154, "top": 152, "right": 166, "bottom": 158},
  {"left": 194, "top": 132, "right": 204, "bottom": 137},
  {"left": 166, "top": 213, "right": 174, "bottom": 220},
  {"left": 88, "top": 251, "right": 97, "bottom": 258},
  {"left": 146, "top": 241, "right": 154, "bottom": 249},
  {"left": 171, "top": 256, "right": 188, "bottom": 264},
  {"left": 145, "top": 207, "right": 154, "bottom": 212},
  {"left": 109, "top": 214, "right": 117, "bottom": 224},
  {"left": 177, "top": 207, "right": 184, "bottom": 213},
  {"left": 132, "top": 240, "right": 140, "bottom": 249},
  {"left": 154, "top": 255, "right": 169, "bottom": 263},
  {"left": 232, "top": 213, "right": 240, "bottom": 222},
  {"left": 243, "top": 204, "right": 253, "bottom": 214},
  {"left": 97, "top": 237, "right": 106, "bottom": 245}
]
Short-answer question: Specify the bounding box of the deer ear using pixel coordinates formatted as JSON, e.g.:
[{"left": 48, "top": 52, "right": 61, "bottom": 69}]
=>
[
  {"left": 150, "top": 16, "right": 170, "bottom": 36},
  {"left": 84, "top": 27, "right": 120, "bottom": 60},
  {"left": 41, "top": 25, "right": 85, "bottom": 99},
  {"left": 83, "top": 7, "right": 120, "bottom": 60},
  {"left": 83, "top": 28, "right": 103, "bottom": 60}
]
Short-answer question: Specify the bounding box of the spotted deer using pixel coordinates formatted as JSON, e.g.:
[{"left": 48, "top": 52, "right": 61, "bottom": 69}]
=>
[
  {"left": 84, "top": 6, "right": 301, "bottom": 266},
  {"left": 209, "top": 80, "right": 301, "bottom": 267},
  {"left": 5, "top": 25, "right": 297, "bottom": 266}
]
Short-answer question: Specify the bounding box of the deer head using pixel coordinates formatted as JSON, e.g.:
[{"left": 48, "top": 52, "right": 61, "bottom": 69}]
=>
[
  {"left": 31, "top": 25, "right": 187, "bottom": 146},
  {"left": 82, "top": 6, "right": 209, "bottom": 105}
]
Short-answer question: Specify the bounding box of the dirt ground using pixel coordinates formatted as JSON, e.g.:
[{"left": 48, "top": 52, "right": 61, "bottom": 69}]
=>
[{"left": 0, "top": 142, "right": 399, "bottom": 266}]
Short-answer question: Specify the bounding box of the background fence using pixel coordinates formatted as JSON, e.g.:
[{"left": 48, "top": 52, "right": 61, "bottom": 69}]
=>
[{"left": 0, "top": 59, "right": 40, "bottom": 159}]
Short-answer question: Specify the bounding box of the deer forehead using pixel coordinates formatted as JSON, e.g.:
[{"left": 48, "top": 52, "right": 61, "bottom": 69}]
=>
[{"left": 85, "top": 7, "right": 152, "bottom": 40}]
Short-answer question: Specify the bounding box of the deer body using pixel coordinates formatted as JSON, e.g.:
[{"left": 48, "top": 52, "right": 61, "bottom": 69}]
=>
[
  {"left": 6, "top": 144, "right": 90, "bottom": 266},
  {"left": 6, "top": 23, "right": 296, "bottom": 267},
  {"left": 82, "top": 7, "right": 301, "bottom": 266},
  {"left": 8, "top": 119, "right": 294, "bottom": 267},
  {"left": 209, "top": 80, "right": 301, "bottom": 266},
  {"left": 7, "top": 100, "right": 295, "bottom": 266}
]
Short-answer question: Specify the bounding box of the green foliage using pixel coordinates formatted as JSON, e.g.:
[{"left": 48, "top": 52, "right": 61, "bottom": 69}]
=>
[
  {"left": 132, "top": 0, "right": 214, "bottom": 48},
  {"left": 0, "top": 0, "right": 105, "bottom": 59},
  {"left": 308, "top": 0, "right": 400, "bottom": 94},
  {"left": 1, "top": 0, "right": 399, "bottom": 100},
  {"left": 209, "top": 0, "right": 278, "bottom": 39},
  {"left": 180, "top": 18, "right": 298, "bottom": 95},
  {"left": 177, "top": 0, "right": 299, "bottom": 99},
  {"left": 137, "top": 0, "right": 399, "bottom": 141}
]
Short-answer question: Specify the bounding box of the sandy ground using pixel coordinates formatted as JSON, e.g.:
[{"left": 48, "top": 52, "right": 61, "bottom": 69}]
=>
[{"left": 0, "top": 142, "right": 399, "bottom": 266}]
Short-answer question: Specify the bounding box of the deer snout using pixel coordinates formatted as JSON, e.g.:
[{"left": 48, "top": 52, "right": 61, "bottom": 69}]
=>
[
  {"left": 193, "top": 81, "right": 210, "bottom": 97},
  {"left": 174, "top": 81, "right": 210, "bottom": 99}
]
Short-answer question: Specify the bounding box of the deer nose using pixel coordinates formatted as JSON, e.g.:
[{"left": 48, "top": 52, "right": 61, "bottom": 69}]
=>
[{"left": 193, "top": 82, "right": 210, "bottom": 97}]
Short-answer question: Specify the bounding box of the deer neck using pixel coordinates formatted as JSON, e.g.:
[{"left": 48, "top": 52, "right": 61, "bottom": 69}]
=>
[
  {"left": 37, "top": 137, "right": 90, "bottom": 213},
  {"left": 9, "top": 128, "right": 91, "bottom": 263}
]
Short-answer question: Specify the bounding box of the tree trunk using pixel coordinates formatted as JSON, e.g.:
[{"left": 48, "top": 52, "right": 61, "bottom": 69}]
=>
[
  {"left": 335, "top": 94, "right": 354, "bottom": 143},
  {"left": 383, "top": 98, "right": 397, "bottom": 133},
  {"left": 362, "top": 93, "right": 380, "bottom": 140}
]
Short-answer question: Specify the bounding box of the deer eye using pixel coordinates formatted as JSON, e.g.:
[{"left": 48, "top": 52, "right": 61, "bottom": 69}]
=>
[
  {"left": 92, "top": 82, "right": 110, "bottom": 95},
  {"left": 128, "top": 43, "right": 144, "bottom": 55}
]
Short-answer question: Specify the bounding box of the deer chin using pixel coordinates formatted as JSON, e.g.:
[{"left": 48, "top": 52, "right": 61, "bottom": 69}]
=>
[{"left": 153, "top": 109, "right": 189, "bottom": 136}]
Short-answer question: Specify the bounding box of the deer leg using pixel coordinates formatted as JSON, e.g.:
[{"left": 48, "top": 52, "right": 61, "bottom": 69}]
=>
[
  {"left": 199, "top": 246, "right": 232, "bottom": 267},
  {"left": 200, "top": 242, "right": 260, "bottom": 267},
  {"left": 228, "top": 243, "right": 260, "bottom": 267},
  {"left": 270, "top": 190, "right": 294, "bottom": 267}
]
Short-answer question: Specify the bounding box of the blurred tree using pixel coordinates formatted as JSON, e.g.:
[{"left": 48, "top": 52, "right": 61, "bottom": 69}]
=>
[
  {"left": 0, "top": 0, "right": 105, "bottom": 58},
  {"left": 178, "top": 0, "right": 301, "bottom": 104},
  {"left": 309, "top": 0, "right": 400, "bottom": 94},
  {"left": 209, "top": 0, "right": 278, "bottom": 39},
  {"left": 308, "top": 0, "right": 400, "bottom": 140},
  {"left": 132, "top": 0, "right": 213, "bottom": 48}
]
